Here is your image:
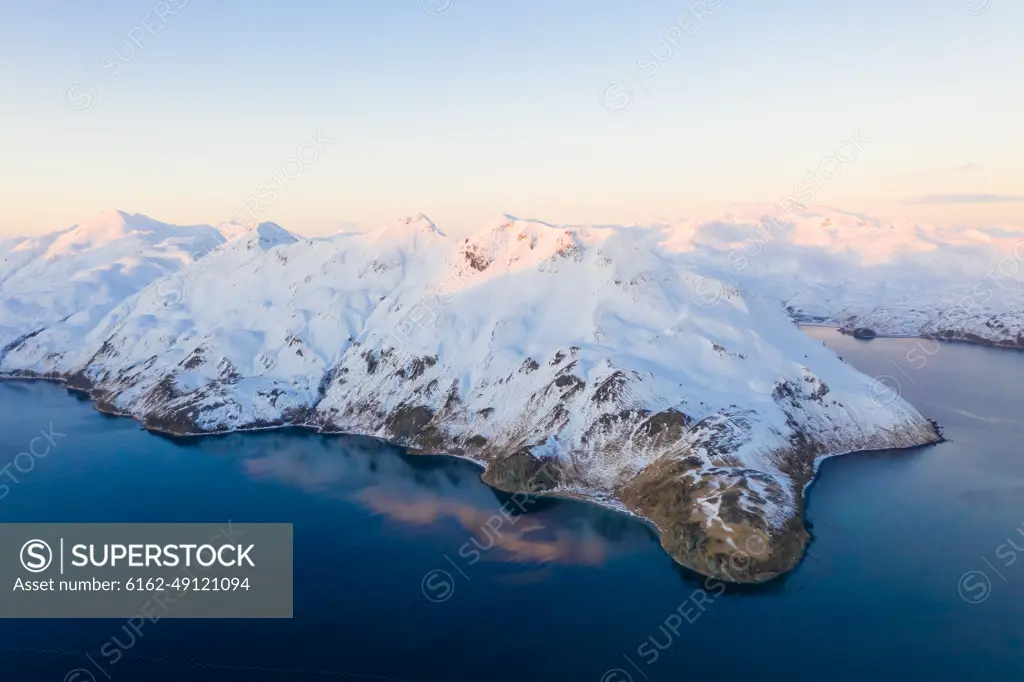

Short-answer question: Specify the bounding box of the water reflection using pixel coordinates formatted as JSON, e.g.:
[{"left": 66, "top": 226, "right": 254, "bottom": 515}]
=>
[
  {"left": 357, "top": 488, "right": 612, "bottom": 566},
  {"left": 194, "top": 429, "right": 658, "bottom": 568}
]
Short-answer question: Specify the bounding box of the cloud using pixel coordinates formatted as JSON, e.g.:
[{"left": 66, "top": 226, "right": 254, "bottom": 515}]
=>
[
  {"left": 954, "top": 163, "right": 981, "bottom": 174},
  {"left": 905, "top": 193, "right": 1024, "bottom": 205}
]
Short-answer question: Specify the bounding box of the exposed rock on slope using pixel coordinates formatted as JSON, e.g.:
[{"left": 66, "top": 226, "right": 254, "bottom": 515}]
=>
[{"left": 0, "top": 212, "right": 941, "bottom": 582}]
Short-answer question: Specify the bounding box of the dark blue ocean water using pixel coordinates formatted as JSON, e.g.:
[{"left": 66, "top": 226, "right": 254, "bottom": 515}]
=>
[{"left": 0, "top": 328, "right": 1022, "bottom": 681}]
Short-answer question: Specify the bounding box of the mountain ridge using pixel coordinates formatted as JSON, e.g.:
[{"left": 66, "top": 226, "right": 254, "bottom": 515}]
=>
[{"left": 0, "top": 208, "right": 949, "bottom": 582}]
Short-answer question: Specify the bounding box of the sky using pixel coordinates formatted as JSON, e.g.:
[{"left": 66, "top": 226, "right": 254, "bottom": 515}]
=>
[{"left": 0, "top": 0, "right": 1021, "bottom": 237}]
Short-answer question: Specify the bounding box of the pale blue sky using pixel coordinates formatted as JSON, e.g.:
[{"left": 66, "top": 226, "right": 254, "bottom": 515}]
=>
[{"left": 1, "top": 0, "right": 1021, "bottom": 236}]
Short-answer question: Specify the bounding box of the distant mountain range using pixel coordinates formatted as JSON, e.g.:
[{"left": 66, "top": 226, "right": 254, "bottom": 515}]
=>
[
  {"left": 660, "top": 205, "right": 1024, "bottom": 349},
  {"left": 6, "top": 206, "right": 1016, "bottom": 581}
]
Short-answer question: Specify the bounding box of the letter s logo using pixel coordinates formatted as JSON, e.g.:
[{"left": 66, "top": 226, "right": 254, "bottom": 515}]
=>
[{"left": 20, "top": 539, "right": 53, "bottom": 573}]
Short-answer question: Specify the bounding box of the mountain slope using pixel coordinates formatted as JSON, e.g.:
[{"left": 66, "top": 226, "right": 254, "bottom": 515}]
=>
[
  {"left": 0, "top": 213, "right": 940, "bottom": 582},
  {"left": 0, "top": 211, "right": 225, "bottom": 366},
  {"left": 662, "top": 206, "right": 1024, "bottom": 348}
]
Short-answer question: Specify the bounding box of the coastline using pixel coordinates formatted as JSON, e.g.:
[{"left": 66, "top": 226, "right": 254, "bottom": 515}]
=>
[
  {"left": 0, "top": 369, "right": 942, "bottom": 584},
  {"left": 818, "top": 325, "right": 1024, "bottom": 350}
]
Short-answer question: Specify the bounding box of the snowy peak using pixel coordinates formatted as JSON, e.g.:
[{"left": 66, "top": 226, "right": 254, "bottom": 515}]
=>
[
  {"left": 44, "top": 210, "right": 154, "bottom": 257},
  {"left": 458, "top": 216, "right": 588, "bottom": 275},
  {"left": 70, "top": 209, "right": 138, "bottom": 237},
  {"left": 250, "top": 222, "right": 298, "bottom": 248},
  {"left": 364, "top": 214, "right": 449, "bottom": 254},
  {"left": 216, "top": 220, "right": 254, "bottom": 242},
  {"left": 41, "top": 210, "right": 223, "bottom": 262},
  {"left": 398, "top": 213, "right": 444, "bottom": 236},
  {"left": 223, "top": 221, "right": 300, "bottom": 252},
  {"left": 0, "top": 211, "right": 225, "bottom": 352},
  {"left": 382, "top": 214, "right": 446, "bottom": 239}
]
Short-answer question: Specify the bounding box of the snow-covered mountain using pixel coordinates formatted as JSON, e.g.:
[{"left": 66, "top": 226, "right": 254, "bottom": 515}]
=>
[
  {"left": 662, "top": 205, "right": 1024, "bottom": 348},
  {"left": 0, "top": 210, "right": 942, "bottom": 582},
  {"left": 0, "top": 210, "right": 224, "bottom": 362}
]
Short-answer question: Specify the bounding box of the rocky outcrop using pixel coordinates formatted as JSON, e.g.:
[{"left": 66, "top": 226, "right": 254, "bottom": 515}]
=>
[
  {"left": 924, "top": 327, "right": 1024, "bottom": 350},
  {"left": 840, "top": 327, "right": 877, "bottom": 340}
]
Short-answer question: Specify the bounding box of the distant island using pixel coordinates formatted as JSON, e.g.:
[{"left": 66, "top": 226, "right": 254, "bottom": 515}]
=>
[{"left": 841, "top": 327, "right": 878, "bottom": 340}]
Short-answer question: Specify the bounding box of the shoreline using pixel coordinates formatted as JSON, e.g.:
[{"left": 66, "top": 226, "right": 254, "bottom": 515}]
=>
[
  {"left": 808, "top": 325, "right": 1024, "bottom": 351},
  {"left": 0, "top": 371, "right": 942, "bottom": 584}
]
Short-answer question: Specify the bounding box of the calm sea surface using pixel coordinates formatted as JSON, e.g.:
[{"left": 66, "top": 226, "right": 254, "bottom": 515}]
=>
[{"left": 1, "top": 328, "right": 1022, "bottom": 681}]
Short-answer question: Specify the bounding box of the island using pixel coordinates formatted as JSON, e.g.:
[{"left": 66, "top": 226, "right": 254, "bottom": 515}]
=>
[
  {"left": 0, "top": 213, "right": 942, "bottom": 583},
  {"left": 847, "top": 327, "right": 878, "bottom": 340}
]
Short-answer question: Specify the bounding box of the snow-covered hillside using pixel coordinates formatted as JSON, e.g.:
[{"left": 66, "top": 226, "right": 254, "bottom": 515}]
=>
[
  {"left": 0, "top": 210, "right": 942, "bottom": 582},
  {"left": 662, "top": 205, "right": 1024, "bottom": 348},
  {"left": 0, "top": 211, "right": 224, "bottom": 363}
]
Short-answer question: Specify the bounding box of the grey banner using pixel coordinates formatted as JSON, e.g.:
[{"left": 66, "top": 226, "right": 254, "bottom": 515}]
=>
[{"left": 0, "top": 523, "right": 292, "bottom": 618}]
